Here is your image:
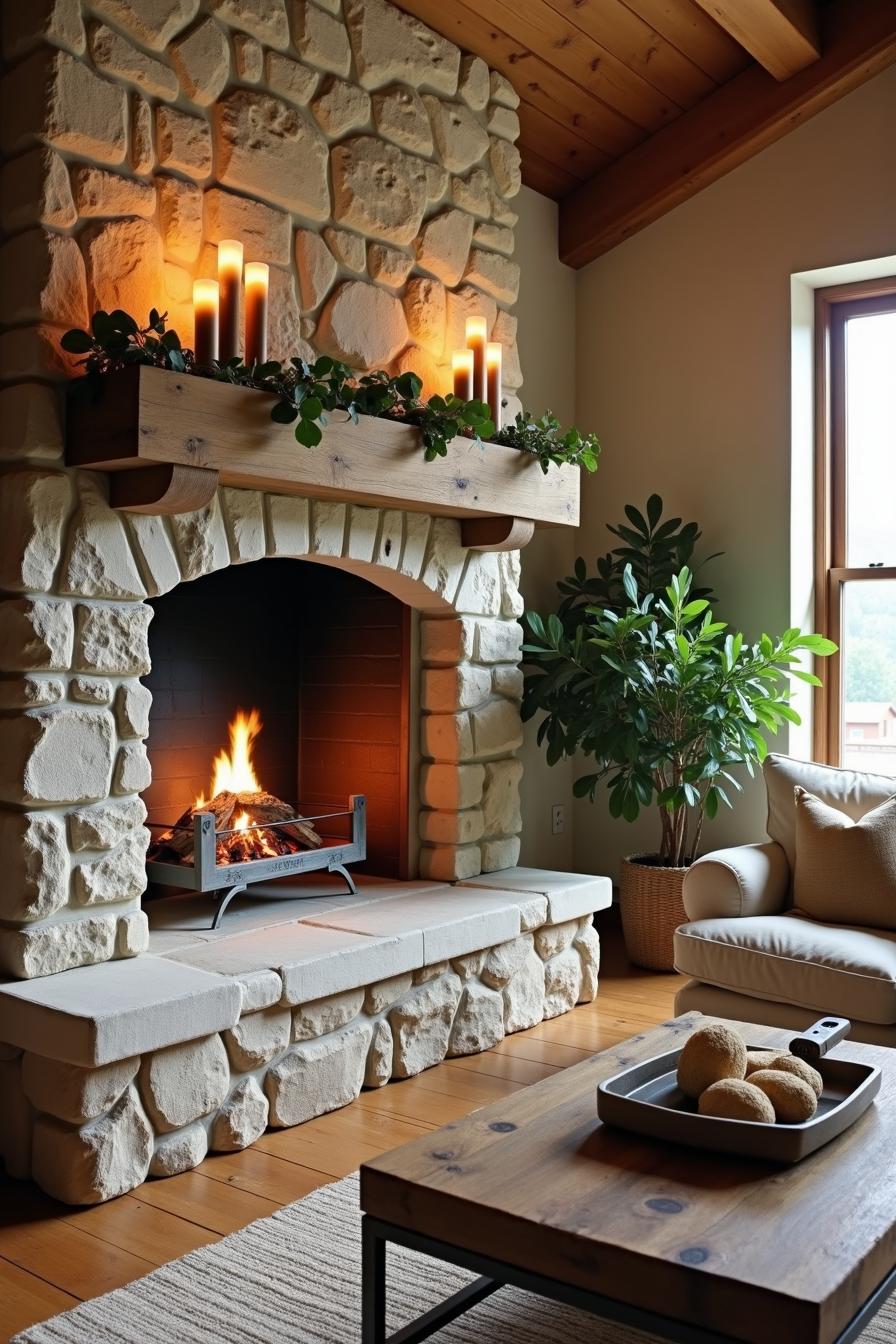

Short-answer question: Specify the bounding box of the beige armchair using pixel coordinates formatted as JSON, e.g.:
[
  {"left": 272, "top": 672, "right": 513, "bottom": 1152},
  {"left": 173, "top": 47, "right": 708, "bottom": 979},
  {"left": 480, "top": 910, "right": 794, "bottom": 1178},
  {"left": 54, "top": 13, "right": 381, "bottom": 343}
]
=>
[{"left": 674, "top": 754, "right": 896, "bottom": 1046}]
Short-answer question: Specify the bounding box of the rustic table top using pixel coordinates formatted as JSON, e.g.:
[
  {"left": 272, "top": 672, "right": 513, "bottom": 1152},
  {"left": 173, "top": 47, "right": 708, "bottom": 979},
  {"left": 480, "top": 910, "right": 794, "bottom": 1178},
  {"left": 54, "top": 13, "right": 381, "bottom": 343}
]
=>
[{"left": 360, "top": 1011, "right": 896, "bottom": 1344}]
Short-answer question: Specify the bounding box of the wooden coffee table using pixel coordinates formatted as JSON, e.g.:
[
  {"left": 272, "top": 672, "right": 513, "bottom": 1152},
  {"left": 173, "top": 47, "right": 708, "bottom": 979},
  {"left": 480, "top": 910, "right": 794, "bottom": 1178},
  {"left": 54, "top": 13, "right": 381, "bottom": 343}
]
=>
[{"left": 360, "top": 1012, "right": 896, "bottom": 1344}]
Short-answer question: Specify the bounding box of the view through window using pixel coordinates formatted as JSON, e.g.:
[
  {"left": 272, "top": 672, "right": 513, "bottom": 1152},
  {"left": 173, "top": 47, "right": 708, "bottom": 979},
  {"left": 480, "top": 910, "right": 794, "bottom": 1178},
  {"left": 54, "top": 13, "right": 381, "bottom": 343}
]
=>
[{"left": 817, "top": 285, "right": 896, "bottom": 775}]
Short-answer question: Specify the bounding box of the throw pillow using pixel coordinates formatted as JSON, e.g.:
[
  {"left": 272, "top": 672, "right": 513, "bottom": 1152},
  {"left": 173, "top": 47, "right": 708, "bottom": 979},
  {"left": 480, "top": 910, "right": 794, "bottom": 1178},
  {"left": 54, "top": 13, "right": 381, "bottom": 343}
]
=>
[
  {"left": 764, "top": 754, "right": 895, "bottom": 871},
  {"left": 793, "top": 786, "right": 896, "bottom": 930}
]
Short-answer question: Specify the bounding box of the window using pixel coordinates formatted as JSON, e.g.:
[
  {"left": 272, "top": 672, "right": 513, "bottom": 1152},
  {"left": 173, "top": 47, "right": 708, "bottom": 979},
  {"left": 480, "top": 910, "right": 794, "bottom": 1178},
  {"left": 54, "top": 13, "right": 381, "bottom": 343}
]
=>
[{"left": 815, "top": 279, "right": 896, "bottom": 775}]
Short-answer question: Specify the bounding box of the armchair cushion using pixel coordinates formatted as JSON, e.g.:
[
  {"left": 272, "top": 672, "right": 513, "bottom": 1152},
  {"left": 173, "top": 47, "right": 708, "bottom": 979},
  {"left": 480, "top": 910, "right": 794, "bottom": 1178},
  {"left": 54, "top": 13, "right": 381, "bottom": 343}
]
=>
[
  {"left": 794, "top": 787, "right": 896, "bottom": 929},
  {"left": 682, "top": 841, "right": 790, "bottom": 922},
  {"left": 763, "top": 753, "right": 895, "bottom": 871},
  {"left": 674, "top": 913, "right": 896, "bottom": 1025}
]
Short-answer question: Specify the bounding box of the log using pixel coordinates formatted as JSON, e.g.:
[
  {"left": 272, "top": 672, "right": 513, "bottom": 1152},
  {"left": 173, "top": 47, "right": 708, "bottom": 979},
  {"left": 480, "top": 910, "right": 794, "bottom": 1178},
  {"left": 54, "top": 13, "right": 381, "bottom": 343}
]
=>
[
  {"left": 147, "top": 790, "right": 323, "bottom": 863},
  {"left": 236, "top": 791, "right": 323, "bottom": 849},
  {"left": 148, "top": 791, "right": 237, "bottom": 860}
]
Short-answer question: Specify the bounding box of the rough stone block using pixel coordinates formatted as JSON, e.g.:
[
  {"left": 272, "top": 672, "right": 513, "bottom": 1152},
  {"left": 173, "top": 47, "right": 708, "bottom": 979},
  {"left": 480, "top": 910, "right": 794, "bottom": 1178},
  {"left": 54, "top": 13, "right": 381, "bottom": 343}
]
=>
[
  {"left": 292, "top": 1, "right": 351, "bottom": 76},
  {"left": 1, "top": 229, "right": 87, "bottom": 329},
  {"left": 265, "top": 51, "right": 319, "bottom": 105},
  {"left": 156, "top": 175, "right": 202, "bottom": 265},
  {"left": 211, "top": 1076, "right": 269, "bottom": 1150},
  {"left": 112, "top": 742, "right": 152, "bottom": 795},
  {"left": 0, "top": 706, "right": 114, "bottom": 807},
  {"left": 425, "top": 96, "right": 490, "bottom": 175},
  {"left": 125, "top": 514, "right": 181, "bottom": 597},
  {"left": 575, "top": 922, "right": 600, "bottom": 1002},
  {"left": 156, "top": 105, "right": 212, "bottom": 179},
  {"left": 480, "top": 932, "right": 531, "bottom": 989},
  {"left": 0, "top": 914, "right": 117, "bottom": 979},
  {"left": 0, "top": 811, "right": 68, "bottom": 923},
  {"left": 363, "top": 973, "right": 412, "bottom": 1017},
  {"left": 323, "top": 227, "right": 366, "bottom": 272},
  {"left": 371, "top": 85, "right": 432, "bottom": 154},
  {"left": 419, "top": 762, "right": 484, "bottom": 810},
  {"left": 367, "top": 244, "right": 412, "bottom": 289},
  {"left": 492, "top": 664, "right": 523, "bottom": 701},
  {"left": 422, "top": 664, "right": 491, "bottom": 712},
  {"left": 22, "top": 1052, "right": 138, "bottom": 1124},
  {"left": 487, "top": 104, "right": 520, "bottom": 142},
  {"left": 114, "top": 681, "right": 152, "bottom": 739},
  {"left": 68, "top": 797, "right": 147, "bottom": 852},
  {"left": 419, "top": 808, "right": 484, "bottom": 845},
  {"left": 415, "top": 209, "right": 474, "bottom": 287},
  {"left": 221, "top": 487, "right": 266, "bottom": 563},
  {"left": 389, "top": 972, "right": 461, "bottom": 1078},
  {"left": 345, "top": 0, "right": 459, "bottom": 94},
  {"left": 489, "top": 136, "right": 522, "bottom": 197},
  {"left": 421, "top": 710, "right": 473, "bottom": 762},
  {"left": 543, "top": 946, "right": 582, "bottom": 1019},
  {"left": 149, "top": 1121, "right": 207, "bottom": 1176},
  {"left": 171, "top": 15, "right": 230, "bottom": 106},
  {"left": 418, "top": 843, "right": 480, "bottom": 882},
  {"left": 1, "top": 49, "right": 127, "bottom": 165},
  {"left": 209, "top": 0, "right": 289, "bottom": 47},
  {"left": 92, "top": 0, "right": 200, "bottom": 51},
  {"left": 295, "top": 228, "right": 337, "bottom": 313},
  {"left": 365, "top": 1019, "right": 392, "bottom": 1087},
  {"left": 90, "top": 23, "right": 179, "bottom": 99},
  {"left": 74, "top": 603, "right": 152, "bottom": 676},
  {"left": 237, "top": 969, "right": 283, "bottom": 1013},
  {"left": 448, "top": 981, "right": 504, "bottom": 1056},
  {"left": 420, "top": 615, "right": 474, "bottom": 665},
  {"left": 474, "top": 220, "right": 515, "bottom": 258},
  {"left": 309, "top": 500, "right": 346, "bottom": 556},
  {"left": 265, "top": 1022, "right": 372, "bottom": 1126},
  {"left": 204, "top": 188, "right": 291, "bottom": 264},
  {"left": 32, "top": 1086, "right": 152, "bottom": 1205},
  {"left": 223, "top": 1006, "right": 291, "bottom": 1070},
  {"left": 116, "top": 910, "right": 149, "bottom": 958},
  {"left": 315, "top": 79, "right": 370, "bottom": 137},
  {"left": 317, "top": 280, "right": 408, "bottom": 369},
  {"left": 401, "top": 276, "right": 446, "bottom": 353},
  {"left": 0, "top": 147, "right": 76, "bottom": 233},
  {"left": 502, "top": 949, "right": 545, "bottom": 1033},
  {"left": 233, "top": 33, "right": 263, "bottom": 81},
  {"left": 451, "top": 168, "right": 491, "bottom": 218},
  {"left": 72, "top": 168, "right": 154, "bottom": 228},
  {"left": 0, "top": 598, "right": 73, "bottom": 673},
  {"left": 0, "top": 676, "right": 65, "bottom": 710},
  {"left": 72, "top": 828, "right": 149, "bottom": 905},
  {"left": 464, "top": 248, "right": 520, "bottom": 305},
  {"left": 331, "top": 136, "right": 427, "bottom": 246},
  {"left": 83, "top": 217, "right": 166, "bottom": 322},
  {"left": 490, "top": 71, "right": 520, "bottom": 109},
  {"left": 470, "top": 698, "right": 523, "bottom": 757},
  {"left": 458, "top": 55, "right": 489, "bottom": 110},
  {"left": 265, "top": 494, "right": 310, "bottom": 557},
  {"left": 60, "top": 476, "right": 147, "bottom": 600},
  {"left": 292, "top": 987, "right": 364, "bottom": 1041},
  {"left": 215, "top": 89, "right": 329, "bottom": 217},
  {"left": 139, "top": 1034, "right": 230, "bottom": 1132},
  {"left": 482, "top": 757, "right": 523, "bottom": 837},
  {"left": 481, "top": 835, "right": 521, "bottom": 871},
  {"left": 131, "top": 93, "right": 153, "bottom": 173},
  {"left": 169, "top": 496, "right": 229, "bottom": 580},
  {"left": 535, "top": 919, "right": 578, "bottom": 961}
]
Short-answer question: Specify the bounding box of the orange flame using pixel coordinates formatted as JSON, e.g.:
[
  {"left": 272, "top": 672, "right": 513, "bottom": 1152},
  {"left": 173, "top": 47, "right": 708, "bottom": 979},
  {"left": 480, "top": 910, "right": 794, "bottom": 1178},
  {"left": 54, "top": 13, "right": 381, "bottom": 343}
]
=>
[{"left": 194, "top": 709, "right": 263, "bottom": 809}]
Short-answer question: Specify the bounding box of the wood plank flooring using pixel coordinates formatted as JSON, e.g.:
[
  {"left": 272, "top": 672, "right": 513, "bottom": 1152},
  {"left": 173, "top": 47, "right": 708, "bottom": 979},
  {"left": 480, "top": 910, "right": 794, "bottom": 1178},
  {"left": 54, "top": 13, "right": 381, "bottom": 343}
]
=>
[{"left": 0, "top": 910, "right": 685, "bottom": 1342}]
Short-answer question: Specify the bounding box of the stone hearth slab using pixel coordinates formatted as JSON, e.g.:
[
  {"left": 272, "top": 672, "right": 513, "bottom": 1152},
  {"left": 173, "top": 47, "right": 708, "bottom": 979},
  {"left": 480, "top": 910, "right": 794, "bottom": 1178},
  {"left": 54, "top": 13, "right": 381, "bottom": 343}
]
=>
[
  {"left": 146, "top": 877, "right": 445, "bottom": 955},
  {"left": 0, "top": 956, "right": 240, "bottom": 1068},
  {"left": 304, "top": 887, "right": 524, "bottom": 963},
  {"left": 166, "top": 922, "right": 423, "bottom": 1006},
  {"left": 459, "top": 867, "right": 612, "bottom": 925}
]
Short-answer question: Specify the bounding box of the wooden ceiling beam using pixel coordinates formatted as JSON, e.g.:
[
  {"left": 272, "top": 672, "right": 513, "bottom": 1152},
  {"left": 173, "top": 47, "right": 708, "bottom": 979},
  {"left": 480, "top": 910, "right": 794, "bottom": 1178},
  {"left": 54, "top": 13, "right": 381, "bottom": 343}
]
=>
[
  {"left": 692, "top": 0, "right": 820, "bottom": 80},
  {"left": 559, "top": 0, "right": 896, "bottom": 268}
]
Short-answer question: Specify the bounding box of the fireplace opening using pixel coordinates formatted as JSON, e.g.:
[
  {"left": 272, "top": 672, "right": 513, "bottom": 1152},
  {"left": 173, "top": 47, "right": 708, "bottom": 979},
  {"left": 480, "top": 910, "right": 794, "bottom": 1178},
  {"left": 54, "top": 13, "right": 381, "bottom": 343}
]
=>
[{"left": 141, "top": 559, "right": 412, "bottom": 906}]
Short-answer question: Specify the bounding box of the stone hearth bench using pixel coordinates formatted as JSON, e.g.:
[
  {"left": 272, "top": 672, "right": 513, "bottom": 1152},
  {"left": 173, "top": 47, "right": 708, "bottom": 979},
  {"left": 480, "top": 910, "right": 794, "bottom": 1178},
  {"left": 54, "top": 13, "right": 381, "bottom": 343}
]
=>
[{"left": 0, "top": 868, "right": 610, "bottom": 1205}]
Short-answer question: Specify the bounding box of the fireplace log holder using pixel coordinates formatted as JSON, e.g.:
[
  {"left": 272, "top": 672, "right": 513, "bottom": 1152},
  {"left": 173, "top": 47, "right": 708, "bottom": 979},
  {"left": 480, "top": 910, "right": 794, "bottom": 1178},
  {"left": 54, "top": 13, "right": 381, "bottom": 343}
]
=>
[{"left": 146, "top": 794, "right": 366, "bottom": 929}]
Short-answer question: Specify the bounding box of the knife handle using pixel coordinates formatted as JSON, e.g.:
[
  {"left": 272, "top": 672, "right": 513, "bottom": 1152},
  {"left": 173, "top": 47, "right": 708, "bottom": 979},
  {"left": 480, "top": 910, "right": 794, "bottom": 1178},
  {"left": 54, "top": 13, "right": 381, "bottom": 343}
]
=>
[{"left": 789, "top": 1016, "right": 850, "bottom": 1061}]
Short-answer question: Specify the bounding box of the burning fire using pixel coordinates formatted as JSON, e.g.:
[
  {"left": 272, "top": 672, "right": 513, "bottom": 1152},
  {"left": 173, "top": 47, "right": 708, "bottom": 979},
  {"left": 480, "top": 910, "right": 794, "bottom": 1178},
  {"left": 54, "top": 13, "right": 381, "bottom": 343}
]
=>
[
  {"left": 148, "top": 708, "right": 323, "bottom": 867},
  {"left": 195, "top": 708, "right": 263, "bottom": 839}
]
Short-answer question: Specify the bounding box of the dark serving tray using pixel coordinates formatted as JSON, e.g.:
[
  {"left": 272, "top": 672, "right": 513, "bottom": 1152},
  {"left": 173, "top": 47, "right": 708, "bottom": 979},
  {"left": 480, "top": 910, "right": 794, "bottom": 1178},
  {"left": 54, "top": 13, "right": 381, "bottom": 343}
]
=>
[{"left": 597, "top": 1017, "right": 881, "bottom": 1163}]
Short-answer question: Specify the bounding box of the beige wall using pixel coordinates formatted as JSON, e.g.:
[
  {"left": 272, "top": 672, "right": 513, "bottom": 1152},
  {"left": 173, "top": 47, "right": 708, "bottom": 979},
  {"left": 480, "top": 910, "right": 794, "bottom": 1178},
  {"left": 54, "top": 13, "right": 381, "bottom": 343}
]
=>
[
  {"left": 513, "top": 187, "right": 578, "bottom": 868},
  {"left": 570, "top": 66, "right": 896, "bottom": 881}
]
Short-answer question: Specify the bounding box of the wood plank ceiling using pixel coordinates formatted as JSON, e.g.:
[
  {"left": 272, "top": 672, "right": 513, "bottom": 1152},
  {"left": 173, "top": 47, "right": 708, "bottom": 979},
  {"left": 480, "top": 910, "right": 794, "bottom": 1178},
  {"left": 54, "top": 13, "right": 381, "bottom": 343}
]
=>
[{"left": 395, "top": 0, "right": 896, "bottom": 266}]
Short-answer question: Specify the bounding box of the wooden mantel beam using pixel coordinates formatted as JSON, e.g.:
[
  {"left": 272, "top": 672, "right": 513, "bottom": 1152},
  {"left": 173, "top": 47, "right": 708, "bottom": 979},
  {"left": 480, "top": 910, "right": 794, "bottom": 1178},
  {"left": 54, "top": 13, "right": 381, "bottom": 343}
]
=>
[
  {"left": 559, "top": 0, "right": 896, "bottom": 269},
  {"left": 692, "top": 0, "right": 820, "bottom": 81}
]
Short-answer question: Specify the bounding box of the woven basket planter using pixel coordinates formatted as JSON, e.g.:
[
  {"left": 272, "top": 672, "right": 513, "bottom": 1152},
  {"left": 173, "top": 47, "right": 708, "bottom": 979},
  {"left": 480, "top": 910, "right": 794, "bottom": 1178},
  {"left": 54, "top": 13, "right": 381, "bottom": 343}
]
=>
[{"left": 619, "top": 855, "right": 688, "bottom": 972}]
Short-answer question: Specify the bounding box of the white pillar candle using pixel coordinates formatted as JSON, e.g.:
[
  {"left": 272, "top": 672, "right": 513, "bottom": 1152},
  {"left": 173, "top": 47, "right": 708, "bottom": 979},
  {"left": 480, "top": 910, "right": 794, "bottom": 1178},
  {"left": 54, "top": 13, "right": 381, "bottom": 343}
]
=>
[
  {"left": 244, "top": 262, "right": 269, "bottom": 369},
  {"left": 452, "top": 349, "right": 474, "bottom": 401},
  {"left": 465, "top": 316, "right": 488, "bottom": 403},
  {"left": 217, "top": 239, "right": 243, "bottom": 363},
  {"left": 486, "top": 342, "right": 503, "bottom": 432},
  {"left": 193, "top": 279, "right": 219, "bottom": 368}
]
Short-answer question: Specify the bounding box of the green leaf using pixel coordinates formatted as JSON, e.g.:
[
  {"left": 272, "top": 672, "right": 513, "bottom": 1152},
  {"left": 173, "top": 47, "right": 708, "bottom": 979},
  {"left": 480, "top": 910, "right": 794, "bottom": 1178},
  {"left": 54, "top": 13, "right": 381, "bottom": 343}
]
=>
[
  {"left": 301, "top": 396, "right": 323, "bottom": 421},
  {"left": 646, "top": 494, "right": 663, "bottom": 530},
  {"left": 270, "top": 400, "right": 299, "bottom": 423},
  {"left": 61, "top": 329, "right": 94, "bottom": 354},
  {"left": 295, "top": 418, "right": 322, "bottom": 447}
]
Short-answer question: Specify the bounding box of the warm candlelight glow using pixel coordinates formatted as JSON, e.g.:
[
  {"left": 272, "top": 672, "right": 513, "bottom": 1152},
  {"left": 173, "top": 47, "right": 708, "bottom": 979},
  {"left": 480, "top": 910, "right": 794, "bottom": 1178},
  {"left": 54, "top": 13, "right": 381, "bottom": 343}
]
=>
[
  {"left": 465, "top": 315, "right": 488, "bottom": 403},
  {"left": 452, "top": 349, "right": 474, "bottom": 401},
  {"left": 244, "top": 261, "right": 269, "bottom": 368},
  {"left": 193, "top": 278, "right": 219, "bottom": 368},
  {"left": 486, "top": 342, "right": 503, "bottom": 432},
  {"left": 217, "top": 238, "right": 243, "bottom": 363}
]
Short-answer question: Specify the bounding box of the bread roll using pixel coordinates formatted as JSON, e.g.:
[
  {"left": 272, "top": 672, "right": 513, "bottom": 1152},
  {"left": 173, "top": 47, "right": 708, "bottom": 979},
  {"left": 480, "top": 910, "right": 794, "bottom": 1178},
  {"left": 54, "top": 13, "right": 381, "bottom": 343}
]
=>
[{"left": 677, "top": 1024, "right": 747, "bottom": 1099}]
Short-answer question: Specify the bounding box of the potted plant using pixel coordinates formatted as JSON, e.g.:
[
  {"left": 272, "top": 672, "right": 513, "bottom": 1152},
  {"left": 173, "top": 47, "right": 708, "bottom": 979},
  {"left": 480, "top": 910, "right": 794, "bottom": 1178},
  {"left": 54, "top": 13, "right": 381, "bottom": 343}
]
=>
[{"left": 522, "top": 564, "right": 836, "bottom": 970}]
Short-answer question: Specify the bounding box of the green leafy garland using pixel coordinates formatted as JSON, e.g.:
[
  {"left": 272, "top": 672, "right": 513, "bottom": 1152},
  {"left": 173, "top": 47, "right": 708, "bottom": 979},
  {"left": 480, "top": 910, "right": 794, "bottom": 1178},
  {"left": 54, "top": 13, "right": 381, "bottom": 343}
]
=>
[{"left": 62, "top": 308, "right": 601, "bottom": 474}]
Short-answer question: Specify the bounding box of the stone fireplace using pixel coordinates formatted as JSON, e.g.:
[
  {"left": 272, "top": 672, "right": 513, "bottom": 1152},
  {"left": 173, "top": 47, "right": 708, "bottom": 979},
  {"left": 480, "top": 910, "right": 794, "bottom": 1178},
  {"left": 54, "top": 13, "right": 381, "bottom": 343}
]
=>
[{"left": 0, "top": 0, "right": 609, "bottom": 1206}]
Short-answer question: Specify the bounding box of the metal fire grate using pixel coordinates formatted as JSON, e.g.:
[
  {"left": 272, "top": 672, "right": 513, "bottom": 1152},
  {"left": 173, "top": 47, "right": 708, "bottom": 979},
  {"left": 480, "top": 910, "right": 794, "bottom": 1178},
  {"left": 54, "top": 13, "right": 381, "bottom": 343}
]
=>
[{"left": 146, "top": 794, "right": 366, "bottom": 928}]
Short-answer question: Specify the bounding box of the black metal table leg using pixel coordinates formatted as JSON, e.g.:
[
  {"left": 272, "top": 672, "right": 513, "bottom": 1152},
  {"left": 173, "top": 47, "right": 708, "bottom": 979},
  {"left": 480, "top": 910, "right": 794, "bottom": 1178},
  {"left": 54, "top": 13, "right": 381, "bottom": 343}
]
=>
[{"left": 362, "top": 1217, "right": 387, "bottom": 1344}]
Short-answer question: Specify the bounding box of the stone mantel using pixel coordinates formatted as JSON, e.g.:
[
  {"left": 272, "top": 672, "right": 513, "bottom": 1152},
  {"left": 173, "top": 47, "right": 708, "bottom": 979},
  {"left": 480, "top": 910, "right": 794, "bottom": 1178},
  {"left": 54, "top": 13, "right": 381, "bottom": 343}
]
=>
[{"left": 66, "top": 365, "right": 579, "bottom": 548}]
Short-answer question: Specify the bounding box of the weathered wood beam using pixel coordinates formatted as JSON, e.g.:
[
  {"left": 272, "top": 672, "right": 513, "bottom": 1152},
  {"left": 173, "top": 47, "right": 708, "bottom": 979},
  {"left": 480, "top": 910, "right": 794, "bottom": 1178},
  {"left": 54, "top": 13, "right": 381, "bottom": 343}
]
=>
[
  {"left": 559, "top": 0, "right": 896, "bottom": 268},
  {"left": 110, "top": 463, "right": 219, "bottom": 515},
  {"left": 692, "top": 0, "right": 820, "bottom": 80},
  {"left": 460, "top": 516, "right": 536, "bottom": 551}
]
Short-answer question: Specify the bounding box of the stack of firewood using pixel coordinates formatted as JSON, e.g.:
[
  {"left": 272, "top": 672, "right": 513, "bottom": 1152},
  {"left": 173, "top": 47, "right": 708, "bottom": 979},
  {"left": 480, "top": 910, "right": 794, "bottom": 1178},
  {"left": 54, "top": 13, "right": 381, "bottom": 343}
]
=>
[{"left": 148, "top": 790, "right": 322, "bottom": 865}]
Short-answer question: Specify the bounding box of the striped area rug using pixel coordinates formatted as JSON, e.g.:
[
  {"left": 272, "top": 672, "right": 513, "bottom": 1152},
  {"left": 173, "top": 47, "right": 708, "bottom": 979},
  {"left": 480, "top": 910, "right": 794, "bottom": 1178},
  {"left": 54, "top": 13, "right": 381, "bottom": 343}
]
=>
[{"left": 14, "top": 1172, "right": 896, "bottom": 1343}]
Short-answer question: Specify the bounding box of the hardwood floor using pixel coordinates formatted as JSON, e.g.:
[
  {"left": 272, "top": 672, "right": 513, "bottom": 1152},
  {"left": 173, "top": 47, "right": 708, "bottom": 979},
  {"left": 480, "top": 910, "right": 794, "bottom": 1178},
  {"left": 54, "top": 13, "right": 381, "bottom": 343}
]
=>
[{"left": 0, "top": 910, "right": 685, "bottom": 1342}]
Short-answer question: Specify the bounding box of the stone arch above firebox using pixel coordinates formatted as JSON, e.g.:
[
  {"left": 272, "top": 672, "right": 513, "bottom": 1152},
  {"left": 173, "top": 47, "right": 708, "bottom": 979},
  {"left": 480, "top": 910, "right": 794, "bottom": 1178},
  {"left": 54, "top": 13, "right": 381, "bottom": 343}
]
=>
[{"left": 0, "top": 470, "right": 526, "bottom": 980}]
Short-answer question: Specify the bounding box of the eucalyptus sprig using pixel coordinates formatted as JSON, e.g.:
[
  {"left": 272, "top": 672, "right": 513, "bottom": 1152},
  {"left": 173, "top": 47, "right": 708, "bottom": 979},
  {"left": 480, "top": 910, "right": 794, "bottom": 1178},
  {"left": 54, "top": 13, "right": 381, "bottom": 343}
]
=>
[
  {"left": 62, "top": 308, "right": 598, "bottom": 473},
  {"left": 492, "top": 410, "right": 601, "bottom": 475}
]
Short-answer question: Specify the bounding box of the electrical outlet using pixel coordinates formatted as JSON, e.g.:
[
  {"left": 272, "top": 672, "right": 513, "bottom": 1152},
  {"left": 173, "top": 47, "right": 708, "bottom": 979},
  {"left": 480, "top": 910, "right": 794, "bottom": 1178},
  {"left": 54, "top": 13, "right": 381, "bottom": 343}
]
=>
[{"left": 551, "top": 804, "right": 565, "bottom": 835}]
